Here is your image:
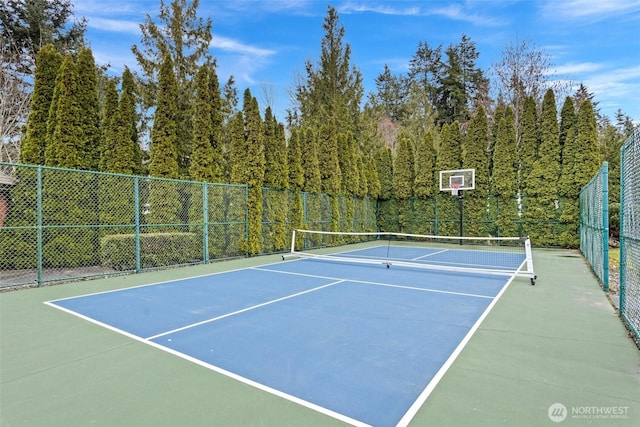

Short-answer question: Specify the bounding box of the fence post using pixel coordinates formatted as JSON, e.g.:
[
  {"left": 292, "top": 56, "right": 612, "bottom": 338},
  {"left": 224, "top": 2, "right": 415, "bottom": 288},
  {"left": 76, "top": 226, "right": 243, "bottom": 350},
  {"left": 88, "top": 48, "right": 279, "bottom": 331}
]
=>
[
  {"left": 619, "top": 147, "right": 626, "bottom": 313},
  {"left": 244, "top": 185, "right": 249, "bottom": 257},
  {"left": 203, "top": 181, "right": 209, "bottom": 264},
  {"left": 602, "top": 162, "right": 609, "bottom": 292},
  {"left": 36, "top": 166, "right": 43, "bottom": 286},
  {"left": 134, "top": 177, "right": 141, "bottom": 274}
]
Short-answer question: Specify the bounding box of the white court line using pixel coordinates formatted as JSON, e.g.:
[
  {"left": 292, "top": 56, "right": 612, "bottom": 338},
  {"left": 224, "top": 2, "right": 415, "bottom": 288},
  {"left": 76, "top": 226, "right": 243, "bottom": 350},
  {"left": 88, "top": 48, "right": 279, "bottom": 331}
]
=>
[
  {"left": 45, "top": 281, "right": 367, "bottom": 427},
  {"left": 146, "top": 279, "right": 345, "bottom": 340},
  {"left": 411, "top": 248, "right": 449, "bottom": 260},
  {"left": 396, "top": 271, "right": 519, "bottom": 426},
  {"left": 253, "top": 266, "right": 494, "bottom": 299}
]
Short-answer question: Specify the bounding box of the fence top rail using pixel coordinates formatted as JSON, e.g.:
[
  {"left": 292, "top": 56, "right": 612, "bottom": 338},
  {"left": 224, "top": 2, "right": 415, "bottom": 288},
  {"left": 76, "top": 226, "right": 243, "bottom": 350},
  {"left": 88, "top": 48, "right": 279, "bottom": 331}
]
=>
[{"left": 0, "top": 162, "right": 247, "bottom": 189}]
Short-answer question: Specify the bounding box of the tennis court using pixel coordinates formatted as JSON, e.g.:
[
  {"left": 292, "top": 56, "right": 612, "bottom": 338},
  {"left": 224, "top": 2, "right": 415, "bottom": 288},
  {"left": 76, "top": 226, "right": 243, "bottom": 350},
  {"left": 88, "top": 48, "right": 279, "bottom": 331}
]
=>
[
  {"left": 45, "top": 236, "right": 525, "bottom": 427},
  {"left": 1, "top": 237, "right": 639, "bottom": 426}
]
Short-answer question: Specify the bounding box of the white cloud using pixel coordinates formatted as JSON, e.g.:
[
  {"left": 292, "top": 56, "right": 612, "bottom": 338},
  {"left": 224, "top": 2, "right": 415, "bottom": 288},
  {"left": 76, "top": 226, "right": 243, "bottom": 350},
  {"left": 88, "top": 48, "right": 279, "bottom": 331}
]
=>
[
  {"left": 210, "top": 35, "right": 275, "bottom": 58},
  {"left": 338, "top": 3, "right": 421, "bottom": 16},
  {"left": 553, "top": 62, "right": 604, "bottom": 75},
  {"left": 541, "top": 0, "right": 640, "bottom": 20},
  {"left": 86, "top": 18, "right": 141, "bottom": 35}
]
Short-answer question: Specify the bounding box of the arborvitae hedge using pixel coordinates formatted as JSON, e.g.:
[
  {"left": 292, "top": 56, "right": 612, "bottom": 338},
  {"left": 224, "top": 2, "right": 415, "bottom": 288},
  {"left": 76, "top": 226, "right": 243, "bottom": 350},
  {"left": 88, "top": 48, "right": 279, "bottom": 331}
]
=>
[
  {"left": 76, "top": 47, "right": 101, "bottom": 171},
  {"left": 492, "top": 108, "right": 519, "bottom": 237},
  {"left": 20, "top": 45, "right": 62, "bottom": 166},
  {"left": 463, "top": 107, "right": 491, "bottom": 236},
  {"left": 524, "top": 90, "right": 561, "bottom": 245}
]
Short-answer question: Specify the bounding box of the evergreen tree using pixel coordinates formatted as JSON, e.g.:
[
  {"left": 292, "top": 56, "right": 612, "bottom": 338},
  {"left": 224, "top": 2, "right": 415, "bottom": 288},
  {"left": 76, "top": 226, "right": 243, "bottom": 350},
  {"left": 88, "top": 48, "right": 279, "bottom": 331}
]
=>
[
  {"left": 414, "top": 130, "right": 437, "bottom": 197},
  {"left": 435, "top": 35, "right": 487, "bottom": 126},
  {"left": 317, "top": 123, "right": 342, "bottom": 195},
  {"left": 435, "top": 122, "right": 463, "bottom": 236},
  {"left": 288, "top": 128, "right": 304, "bottom": 192},
  {"left": 119, "top": 67, "right": 142, "bottom": 175},
  {"left": 413, "top": 130, "right": 437, "bottom": 234},
  {"left": 20, "top": 44, "right": 62, "bottom": 165},
  {"left": 208, "top": 66, "right": 224, "bottom": 182},
  {"left": 99, "top": 79, "right": 119, "bottom": 172},
  {"left": 149, "top": 51, "right": 179, "bottom": 179},
  {"left": 370, "top": 64, "right": 409, "bottom": 122},
  {"left": 375, "top": 147, "right": 393, "bottom": 200},
  {"left": 338, "top": 131, "right": 359, "bottom": 195},
  {"left": 365, "top": 154, "right": 380, "bottom": 199},
  {"left": 524, "top": 89, "right": 561, "bottom": 245},
  {"left": 437, "top": 44, "right": 467, "bottom": 125},
  {"left": 518, "top": 96, "right": 539, "bottom": 188},
  {"left": 189, "top": 64, "right": 215, "bottom": 182},
  {"left": 375, "top": 146, "right": 395, "bottom": 231},
  {"left": 408, "top": 40, "right": 443, "bottom": 112},
  {"left": 463, "top": 107, "right": 490, "bottom": 236},
  {"left": 393, "top": 134, "right": 415, "bottom": 232},
  {"left": 435, "top": 122, "right": 463, "bottom": 172},
  {"left": 263, "top": 107, "right": 288, "bottom": 189},
  {"left": 294, "top": 5, "right": 363, "bottom": 136},
  {"left": 557, "top": 97, "right": 578, "bottom": 197},
  {"left": 147, "top": 51, "right": 181, "bottom": 228},
  {"left": 132, "top": 0, "right": 213, "bottom": 177},
  {"left": 75, "top": 46, "right": 100, "bottom": 170},
  {"left": 317, "top": 123, "right": 341, "bottom": 232},
  {"left": 243, "top": 89, "right": 265, "bottom": 255},
  {"left": 40, "top": 54, "right": 97, "bottom": 267},
  {"left": 559, "top": 99, "right": 600, "bottom": 247},
  {"left": 491, "top": 108, "right": 519, "bottom": 236},
  {"left": 45, "top": 53, "right": 84, "bottom": 169},
  {"left": 353, "top": 147, "right": 367, "bottom": 198},
  {"left": 572, "top": 99, "right": 600, "bottom": 190},
  {"left": 229, "top": 111, "right": 247, "bottom": 185},
  {"left": 298, "top": 126, "right": 322, "bottom": 236},
  {"left": 0, "top": 0, "right": 86, "bottom": 73},
  {"left": 463, "top": 107, "right": 490, "bottom": 195},
  {"left": 98, "top": 71, "right": 137, "bottom": 241},
  {"left": 559, "top": 96, "right": 578, "bottom": 165},
  {"left": 287, "top": 128, "right": 305, "bottom": 249},
  {"left": 262, "top": 107, "right": 288, "bottom": 251}
]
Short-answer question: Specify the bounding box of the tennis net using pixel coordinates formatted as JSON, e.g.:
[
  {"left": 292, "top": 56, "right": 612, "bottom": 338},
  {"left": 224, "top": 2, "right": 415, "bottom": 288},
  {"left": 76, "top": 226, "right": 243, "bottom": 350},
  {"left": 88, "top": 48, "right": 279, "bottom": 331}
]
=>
[{"left": 288, "top": 229, "right": 536, "bottom": 284}]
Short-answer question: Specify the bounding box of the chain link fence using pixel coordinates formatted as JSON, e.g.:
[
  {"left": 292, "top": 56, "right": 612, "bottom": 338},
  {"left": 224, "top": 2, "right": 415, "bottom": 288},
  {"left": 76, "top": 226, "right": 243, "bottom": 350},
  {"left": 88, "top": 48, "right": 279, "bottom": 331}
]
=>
[
  {"left": 0, "top": 163, "right": 381, "bottom": 289},
  {"left": 377, "top": 194, "right": 574, "bottom": 244},
  {"left": 0, "top": 163, "right": 248, "bottom": 287},
  {"left": 579, "top": 162, "right": 609, "bottom": 291},
  {"left": 620, "top": 129, "right": 640, "bottom": 342}
]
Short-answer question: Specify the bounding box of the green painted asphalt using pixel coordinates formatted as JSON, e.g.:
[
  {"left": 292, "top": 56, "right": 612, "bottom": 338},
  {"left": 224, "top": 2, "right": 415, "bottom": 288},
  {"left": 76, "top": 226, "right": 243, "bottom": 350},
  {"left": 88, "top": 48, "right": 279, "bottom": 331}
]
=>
[{"left": 1, "top": 250, "right": 638, "bottom": 426}]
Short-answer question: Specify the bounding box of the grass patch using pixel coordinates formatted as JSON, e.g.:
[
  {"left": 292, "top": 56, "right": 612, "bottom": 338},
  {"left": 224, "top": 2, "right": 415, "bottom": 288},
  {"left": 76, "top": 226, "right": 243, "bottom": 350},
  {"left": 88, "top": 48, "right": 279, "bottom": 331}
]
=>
[{"left": 609, "top": 247, "right": 620, "bottom": 268}]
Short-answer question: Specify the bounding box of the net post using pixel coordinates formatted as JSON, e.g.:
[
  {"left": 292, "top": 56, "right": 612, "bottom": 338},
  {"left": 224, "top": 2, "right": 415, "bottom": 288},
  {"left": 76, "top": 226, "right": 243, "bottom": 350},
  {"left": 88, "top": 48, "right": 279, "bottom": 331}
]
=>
[
  {"left": 290, "top": 229, "right": 297, "bottom": 254},
  {"left": 523, "top": 236, "right": 536, "bottom": 285}
]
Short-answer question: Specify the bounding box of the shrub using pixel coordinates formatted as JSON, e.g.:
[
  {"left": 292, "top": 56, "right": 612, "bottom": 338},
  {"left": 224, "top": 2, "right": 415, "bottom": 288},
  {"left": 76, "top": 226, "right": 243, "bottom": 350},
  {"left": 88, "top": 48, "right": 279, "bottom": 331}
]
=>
[{"left": 100, "top": 232, "right": 203, "bottom": 270}]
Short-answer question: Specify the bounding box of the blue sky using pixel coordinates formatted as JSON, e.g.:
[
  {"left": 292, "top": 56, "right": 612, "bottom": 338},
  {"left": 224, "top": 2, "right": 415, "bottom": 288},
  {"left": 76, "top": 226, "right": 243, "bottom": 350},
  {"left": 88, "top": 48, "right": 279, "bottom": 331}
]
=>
[{"left": 75, "top": 0, "right": 640, "bottom": 124}]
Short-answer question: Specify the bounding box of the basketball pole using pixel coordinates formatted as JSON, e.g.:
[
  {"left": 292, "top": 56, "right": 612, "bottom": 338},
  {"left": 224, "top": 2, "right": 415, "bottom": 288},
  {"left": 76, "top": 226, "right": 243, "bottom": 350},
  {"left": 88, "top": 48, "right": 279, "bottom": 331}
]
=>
[{"left": 458, "top": 190, "right": 463, "bottom": 245}]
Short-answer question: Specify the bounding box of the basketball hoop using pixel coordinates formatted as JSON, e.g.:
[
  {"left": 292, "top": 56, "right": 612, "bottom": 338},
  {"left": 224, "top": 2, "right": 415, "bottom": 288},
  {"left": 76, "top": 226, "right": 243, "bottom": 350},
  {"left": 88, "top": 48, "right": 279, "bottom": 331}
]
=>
[{"left": 451, "top": 183, "right": 461, "bottom": 196}]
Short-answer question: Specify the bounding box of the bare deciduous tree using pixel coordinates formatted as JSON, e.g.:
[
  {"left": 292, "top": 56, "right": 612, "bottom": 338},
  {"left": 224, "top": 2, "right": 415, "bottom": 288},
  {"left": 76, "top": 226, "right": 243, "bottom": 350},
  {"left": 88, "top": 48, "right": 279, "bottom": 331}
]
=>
[{"left": 0, "top": 39, "right": 31, "bottom": 163}]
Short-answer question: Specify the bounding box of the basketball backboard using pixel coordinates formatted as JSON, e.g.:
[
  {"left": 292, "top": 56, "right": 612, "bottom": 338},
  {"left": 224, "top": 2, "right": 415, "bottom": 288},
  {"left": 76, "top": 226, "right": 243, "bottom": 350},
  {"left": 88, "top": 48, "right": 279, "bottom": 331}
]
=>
[{"left": 439, "top": 168, "right": 475, "bottom": 195}]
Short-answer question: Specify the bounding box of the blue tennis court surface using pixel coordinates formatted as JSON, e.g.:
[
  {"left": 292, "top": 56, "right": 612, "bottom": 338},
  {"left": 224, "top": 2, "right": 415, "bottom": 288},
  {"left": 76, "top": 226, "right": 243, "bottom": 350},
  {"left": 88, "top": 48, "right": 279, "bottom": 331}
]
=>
[{"left": 47, "top": 249, "right": 520, "bottom": 426}]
